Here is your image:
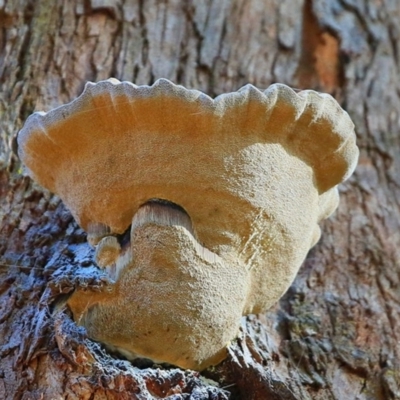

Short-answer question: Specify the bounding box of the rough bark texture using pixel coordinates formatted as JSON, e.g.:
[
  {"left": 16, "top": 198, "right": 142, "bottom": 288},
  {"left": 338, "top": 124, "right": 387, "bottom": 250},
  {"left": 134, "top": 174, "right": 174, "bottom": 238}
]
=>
[{"left": 0, "top": 0, "right": 399, "bottom": 399}]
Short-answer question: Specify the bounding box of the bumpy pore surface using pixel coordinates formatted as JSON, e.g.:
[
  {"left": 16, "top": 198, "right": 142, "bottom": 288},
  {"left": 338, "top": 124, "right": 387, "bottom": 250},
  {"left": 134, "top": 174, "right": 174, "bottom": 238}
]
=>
[{"left": 18, "top": 79, "right": 359, "bottom": 369}]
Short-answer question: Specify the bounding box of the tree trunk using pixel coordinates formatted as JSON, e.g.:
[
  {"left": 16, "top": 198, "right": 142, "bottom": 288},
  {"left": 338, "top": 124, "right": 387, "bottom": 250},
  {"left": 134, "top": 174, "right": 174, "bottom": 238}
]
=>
[{"left": 1, "top": 0, "right": 399, "bottom": 399}]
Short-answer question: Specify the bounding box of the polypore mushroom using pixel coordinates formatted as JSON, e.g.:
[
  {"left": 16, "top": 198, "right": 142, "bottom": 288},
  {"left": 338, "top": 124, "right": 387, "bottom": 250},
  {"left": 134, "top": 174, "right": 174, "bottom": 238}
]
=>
[{"left": 17, "top": 79, "right": 359, "bottom": 370}]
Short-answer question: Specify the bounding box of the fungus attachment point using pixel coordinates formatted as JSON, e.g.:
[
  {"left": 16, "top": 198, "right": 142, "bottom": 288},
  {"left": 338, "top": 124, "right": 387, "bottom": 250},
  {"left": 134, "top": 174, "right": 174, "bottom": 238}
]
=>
[{"left": 17, "top": 78, "right": 359, "bottom": 370}]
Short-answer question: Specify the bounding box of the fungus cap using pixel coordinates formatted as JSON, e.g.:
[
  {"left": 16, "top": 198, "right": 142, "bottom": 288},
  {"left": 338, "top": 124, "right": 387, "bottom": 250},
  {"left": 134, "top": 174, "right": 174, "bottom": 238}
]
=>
[
  {"left": 17, "top": 79, "right": 359, "bottom": 369},
  {"left": 18, "top": 78, "right": 358, "bottom": 238}
]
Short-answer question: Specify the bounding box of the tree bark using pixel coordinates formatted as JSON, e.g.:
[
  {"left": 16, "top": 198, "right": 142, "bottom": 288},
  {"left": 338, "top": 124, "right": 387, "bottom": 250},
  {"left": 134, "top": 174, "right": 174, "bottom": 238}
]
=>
[{"left": 1, "top": 0, "right": 399, "bottom": 399}]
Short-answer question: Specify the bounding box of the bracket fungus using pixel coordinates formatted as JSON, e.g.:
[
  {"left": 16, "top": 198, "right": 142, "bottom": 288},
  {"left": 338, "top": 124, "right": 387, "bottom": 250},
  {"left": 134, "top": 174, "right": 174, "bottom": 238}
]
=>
[{"left": 17, "top": 78, "right": 359, "bottom": 370}]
